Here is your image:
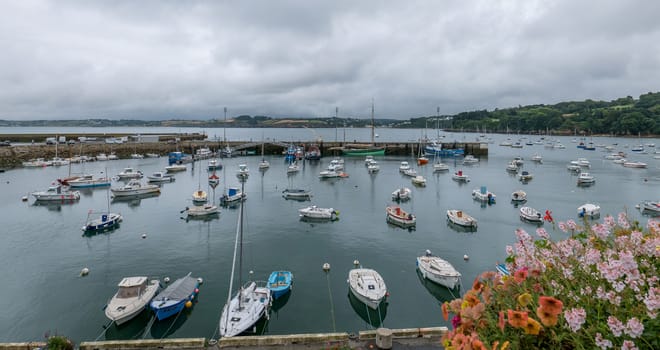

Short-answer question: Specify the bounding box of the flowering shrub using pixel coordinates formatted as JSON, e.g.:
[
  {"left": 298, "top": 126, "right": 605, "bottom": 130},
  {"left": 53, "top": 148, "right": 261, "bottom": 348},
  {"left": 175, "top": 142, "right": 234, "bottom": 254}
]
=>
[{"left": 441, "top": 214, "right": 659, "bottom": 349}]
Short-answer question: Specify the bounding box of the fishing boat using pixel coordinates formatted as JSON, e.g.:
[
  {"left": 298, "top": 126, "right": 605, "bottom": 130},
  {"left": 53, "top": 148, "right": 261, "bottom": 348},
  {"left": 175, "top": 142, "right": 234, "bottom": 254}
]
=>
[
  {"left": 391, "top": 187, "right": 412, "bottom": 201},
  {"left": 165, "top": 164, "right": 187, "bottom": 173},
  {"left": 506, "top": 161, "right": 519, "bottom": 173},
  {"left": 452, "top": 170, "right": 470, "bottom": 182},
  {"left": 299, "top": 205, "right": 339, "bottom": 220},
  {"left": 519, "top": 206, "right": 543, "bottom": 223},
  {"left": 105, "top": 277, "right": 159, "bottom": 325},
  {"left": 208, "top": 159, "right": 222, "bottom": 171},
  {"left": 399, "top": 161, "right": 411, "bottom": 173},
  {"left": 519, "top": 171, "right": 533, "bottom": 182},
  {"left": 68, "top": 175, "right": 111, "bottom": 188},
  {"left": 82, "top": 180, "right": 122, "bottom": 232},
  {"left": 116, "top": 167, "right": 143, "bottom": 180},
  {"left": 32, "top": 184, "right": 80, "bottom": 201},
  {"left": 219, "top": 180, "right": 272, "bottom": 338},
  {"left": 416, "top": 250, "right": 461, "bottom": 289},
  {"left": 577, "top": 203, "right": 600, "bottom": 218},
  {"left": 111, "top": 180, "right": 160, "bottom": 197},
  {"left": 411, "top": 175, "right": 426, "bottom": 187},
  {"left": 367, "top": 161, "right": 380, "bottom": 173},
  {"left": 462, "top": 155, "right": 479, "bottom": 165},
  {"left": 147, "top": 172, "right": 174, "bottom": 183},
  {"left": 305, "top": 144, "right": 321, "bottom": 160},
  {"left": 282, "top": 188, "right": 312, "bottom": 201},
  {"left": 472, "top": 186, "right": 496, "bottom": 204},
  {"left": 267, "top": 271, "right": 293, "bottom": 299},
  {"left": 221, "top": 187, "right": 246, "bottom": 204},
  {"left": 622, "top": 161, "right": 647, "bottom": 168},
  {"left": 577, "top": 172, "right": 595, "bottom": 185},
  {"left": 446, "top": 209, "right": 477, "bottom": 228},
  {"left": 433, "top": 162, "right": 449, "bottom": 172},
  {"left": 402, "top": 168, "right": 417, "bottom": 177},
  {"left": 511, "top": 190, "right": 527, "bottom": 202},
  {"left": 183, "top": 204, "right": 219, "bottom": 218},
  {"left": 150, "top": 273, "right": 200, "bottom": 321},
  {"left": 385, "top": 205, "right": 416, "bottom": 228},
  {"left": 637, "top": 200, "right": 660, "bottom": 215},
  {"left": 348, "top": 267, "right": 387, "bottom": 309},
  {"left": 424, "top": 141, "right": 464, "bottom": 157}
]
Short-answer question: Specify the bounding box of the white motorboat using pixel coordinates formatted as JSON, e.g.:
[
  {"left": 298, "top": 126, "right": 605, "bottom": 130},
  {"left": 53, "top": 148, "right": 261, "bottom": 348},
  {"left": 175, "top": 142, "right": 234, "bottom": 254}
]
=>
[
  {"left": 567, "top": 164, "right": 581, "bottom": 172},
  {"left": 22, "top": 158, "right": 52, "bottom": 167},
  {"left": 433, "top": 162, "right": 449, "bottom": 172},
  {"left": 505, "top": 161, "right": 519, "bottom": 173},
  {"left": 391, "top": 187, "right": 412, "bottom": 201},
  {"left": 411, "top": 175, "right": 426, "bottom": 187},
  {"left": 452, "top": 170, "right": 470, "bottom": 182},
  {"left": 612, "top": 158, "right": 627, "bottom": 164},
  {"left": 622, "top": 161, "right": 647, "bottom": 168},
  {"left": 446, "top": 209, "right": 477, "bottom": 228},
  {"left": 519, "top": 171, "right": 533, "bottom": 182},
  {"left": 367, "top": 161, "right": 380, "bottom": 173},
  {"left": 111, "top": 180, "right": 160, "bottom": 197},
  {"left": 520, "top": 206, "right": 543, "bottom": 223},
  {"left": 554, "top": 143, "right": 566, "bottom": 149},
  {"left": 116, "top": 167, "right": 143, "bottom": 180},
  {"left": 130, "top": 153, "right": 144, "bottom": 159},
  {"left": 577, "top": 172, "right": 595, "bottom": 185},
  {"left": 472, "top": 186, "right": 496, "bottom": 204},
  {"left": 147, "top": 172, "right": 174, "bottom": 183},
  {"left": 576, "top": 158, "right": 591, "bottom": 167},
  {"left": 165, "top": 164, "right": 187, "bottom": 173},
  {"left": 287, "top": 162, "right": 301, "bottom": 173},
  {"left": 145, "top": 153, "right": 160, "bottom": 158},
  {"left": 399, "top": 161, "right": 411, "bottom": 173},
  {"left": 258, "top": 159, "right": 270, "bottom": 170},
  {"left": 416, "top": 250, "right": 462, "bottom": 289},
  {"left": 299, "top": 205, "right": 339, "bottom": 220},
  {"left": 577, "top": 203, "right": 600, "bottom": 218},
  {"left": 192, "top": 190, "right": 208, "bottom": 204},
  {"left": 530, "top": 154, "right": 543, "bottom": 162},
  {"left": 67, "top": 175, "right": 112, "bottom": 188},
  {"left": 348, "top": 268, "right": 387, "bottom": 310},
  {"left": 402, "top": 168, "right": 417, "bottom": 177},
  {"left": 637, "top": 200, "right": 660, "bottom": 215},
  {"left": 31, "top": 184, "right": 80, "bottom": 201},
  {"left": 183, "top": 204, "right": 219, "bottom": 218},
  {"left": 386, "top": 205, "right": 416, "bottom": 227},
  {"left": 236, "top": 164, "right": 249, "bottom": 179},
  {"left": 221, "top": 187, "right": 246, "bottom": 204},
  {"left": 96, "top": 153, "right": 108, "bottom": 161},
  {"left": 513, "top": 156, "right": 524, "bottom": 166},
  {"left": 319, "top": 169, "right": 340, "bottom": 178},
  {"left": 282, "top": 188, "right": 312, "bottom": 200},
  {"left": 105, "top": 277, "right": 159, "bottom": 325},
  {"left": 208, "top": 159, "right": 222, "bottom": 171},
  {"left": 462, "top": 155, "right": 479, "bottom": 164},
  {"left": 511, "top": 190, "right": 527, "bottom": 202},
  {"left": 364, "top": 155, "right": 374, "bottom": 165}
]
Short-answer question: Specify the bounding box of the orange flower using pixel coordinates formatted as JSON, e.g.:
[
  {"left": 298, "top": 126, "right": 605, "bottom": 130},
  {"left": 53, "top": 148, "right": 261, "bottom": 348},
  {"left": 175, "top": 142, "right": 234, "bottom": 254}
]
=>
[
  {"left": 451, "top": 333, "right": 468, "bottom": 348},
  {"left": 472, "top": 278, "right": 484, "bottom": 292},
  {"left": 442, "top": 302, "right": 449, "bottom": 321},
  {"left": 538, "top": 296, "right": 563, "bottom": 315},
  {"left": 472, "top": 338, "right": 487, "bottom": 350},
  {"left": 498, "top": 311, "right": 506, "bottom": 331},
  {"left": 491, "top": 341, "right": 499, "bottom": 350},
  {"left": 536, "top": 307, "right": 559, "bottom": 326},
  {"left": 501, "top": 341, "right": 510, "bottom": 350},
  {"left": 507, "top": 309, "right": 528, "bottom": 328},
  {"left": 513, "top": 269, "right": 528, "bottom": 283},
  {"left": 524, "top": 317, "right": 542, "bottom": 335},
  {"left": 464, "top": 291, "right": 481, "bottom": 307},
  {"left": 517, "top": 292, "right": 532, "bottom": 307}
]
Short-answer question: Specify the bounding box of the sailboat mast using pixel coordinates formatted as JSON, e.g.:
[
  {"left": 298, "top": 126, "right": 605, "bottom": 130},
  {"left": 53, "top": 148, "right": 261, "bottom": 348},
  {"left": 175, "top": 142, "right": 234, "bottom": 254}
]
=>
[
  {"left": 371, "top": 99, "right": 375, "bottom": 144},
  {"left": 237, "top": 180, "right": 245, "bottom": 307},
  {"left": 223, "top": 107, "right": 227, "bottom": 145}
]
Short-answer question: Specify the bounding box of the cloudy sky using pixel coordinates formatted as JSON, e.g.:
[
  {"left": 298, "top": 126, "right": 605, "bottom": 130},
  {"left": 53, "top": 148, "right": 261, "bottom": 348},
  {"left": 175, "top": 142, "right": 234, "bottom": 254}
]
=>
[{"left": 1, "top": 1, "right": 659, "bottom": 120}]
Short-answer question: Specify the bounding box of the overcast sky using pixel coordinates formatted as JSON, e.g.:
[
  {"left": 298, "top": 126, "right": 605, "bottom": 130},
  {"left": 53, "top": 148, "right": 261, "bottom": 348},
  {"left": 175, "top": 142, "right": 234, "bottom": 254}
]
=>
[{"left": 1, "top": 1, "right": 659, "bottom": 120}]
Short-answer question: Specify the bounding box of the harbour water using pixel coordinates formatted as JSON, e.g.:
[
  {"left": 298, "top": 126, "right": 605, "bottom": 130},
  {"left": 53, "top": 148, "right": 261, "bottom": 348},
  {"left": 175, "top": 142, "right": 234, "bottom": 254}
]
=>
[{"left": 0, "top": 130, "right": 658, "bottom": 343}]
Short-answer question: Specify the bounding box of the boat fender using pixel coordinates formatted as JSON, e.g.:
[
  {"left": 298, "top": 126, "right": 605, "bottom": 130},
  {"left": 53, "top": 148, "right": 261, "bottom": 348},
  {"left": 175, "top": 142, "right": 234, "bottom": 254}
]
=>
[
  {"left": 185, "top": 300, "right": 193, "bottom": 308},
  {"left": 195, "top": 288, "right": 200, "bottom": 294},
  {"left": 197, "top": 277, "right": 204, "bottom": 284},
  {"left": 164, "top": 277, "right": 170, "bottom": 283}
]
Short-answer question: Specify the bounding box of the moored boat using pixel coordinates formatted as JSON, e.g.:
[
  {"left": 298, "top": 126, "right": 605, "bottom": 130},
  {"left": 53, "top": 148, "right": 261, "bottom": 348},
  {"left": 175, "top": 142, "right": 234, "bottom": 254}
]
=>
[
  {"left": 32, "top": 184, "right": 80, "bottom": 201},
  {"left": 452, "top": 170, "right": 470, "bottom": 182},
  {"left": 192, "top": 190, "right": 208, "bottom": 204},
  {"left": 637, "top": 200, "right": 660, "bottom": 215},
  {"left": 150, "top": 273, "right": 200, "bottom": 321},
  {"left": 411, "top": 175, "right": 426, "bottom": 187},
  {"left": 391, "top": 187, "right": 412, "bottom": 201},
  {"left": 385, "top": 205, "right": 416, "bottom": 227},
  {"left": 348, "top": 267, "right": 387, "bottom": 310},
  {"left": 116, "top": 167, "right": 143, "bottom": 180},
  {"left": 183, "top": 204, "right": 219, "bottom": 218},
  {"left": 446, "top": 209, "right": 477, "bottom": 228},
  {"left": 105, "top": 277, "right": 159, "bottom": 325},
  {"left": 282, "top": 188, "right": 312, "bottom": 201},
  {"left": 511, "top": 190, "right": 527, "bottom": 202},
  {"left": 577, "top": 172, "right": 595, "bottom": 185},
  {"left": 165, "top": 164, "right": 187, "bottom": 173},
  {"left": 147, "top": 172, "right": 174, "bottom": 183},
  {"left": 433, "top": 162, "right": 449, "bottom": 172},
  {"left": 68, "top": 175, "right": 112, "bottom": 188},
  {"left": 221, "top": 187, "right": 246, "bottom": 204},
  {"left": 111, "top": 180, "right": 160, "bottom": 197},
  {"left": 472, "top": 186, "right": 496, "bottom": 204},
  {"left": 622, "top": 161, "right": 647, "bottom": 168},
  {"left": 82, "top": 212, "right": 122, "bottom": 232},
  {"left": 299, "top": 205, "right": 339, "bottom": 220},
  {"left": 519, "top": 171, "right": 533, "bottom": 182},
  {"left": 519, "top": 206, "right": 543, "bottom": 223},
  {"left": 416, "top": 250, "right": 461, "bottom": 289},
  {"left": 577, "top": 203, "right": 600, "bottom": 218},
  {"left": 208, "top": 159, "right": 222, "bottom": 171},
  {"left": 462, "top": 155, "right": 479, "bottom": 164},
  {"left": 267, "top": 271, "right": 293, "bottom": 299}
]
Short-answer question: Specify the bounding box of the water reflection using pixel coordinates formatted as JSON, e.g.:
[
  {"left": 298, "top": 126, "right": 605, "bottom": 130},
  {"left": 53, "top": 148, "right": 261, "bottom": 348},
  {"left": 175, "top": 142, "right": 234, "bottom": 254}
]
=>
[
  {"left": 347, "top": 291, "right": 388, "bottom": 328},
  {"left": 32, "top": 199, "right": 79, "bottom": 211},
  {"left": 416, "top": 269, "right": 461, "bottom": 305},
  {"left": 446, "top": 220, "right": 477, "bottom": 233},
  {"left": 111, "top": 193, "right": 160, "bottom": 207}
]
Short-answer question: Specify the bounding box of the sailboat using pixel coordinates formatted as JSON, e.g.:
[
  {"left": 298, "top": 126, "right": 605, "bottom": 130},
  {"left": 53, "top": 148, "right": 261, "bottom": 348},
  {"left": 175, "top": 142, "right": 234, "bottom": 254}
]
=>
[
  {"left": 82, "top": 172, "right": 122, "bottom": 233},
  {"left": 192, "top": 167, "right": 208, "bottom": 204},
  {"left": 258, "top": 137, "right": 270, "bottom": 170},
  {"left": 342, "top": 100, "right": 385, "bottom": 156},
  {"left": 417, "top": 131, "right": 429, "bottom": 166},
  {"left": 219, "top": 180, "right": 272, "bottom": 337}
]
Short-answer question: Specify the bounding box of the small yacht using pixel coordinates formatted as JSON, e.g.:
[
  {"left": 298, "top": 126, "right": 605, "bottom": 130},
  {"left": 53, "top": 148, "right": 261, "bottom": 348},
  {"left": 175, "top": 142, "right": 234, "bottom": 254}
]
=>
[
  {"left": 511, "top": 190, "right": 527, "bottom": 202},
  {"left": 147, "top": 172, "right": 174, "bottom": 183},
  {"left": 392, "top": 187, "right": 412, "bottom": 201},
  {"left": 462, "top": 155, "right": 479, "bottom": 164},
  {"left": 411, "top": 175, "right": 427, "bottom": 187},
  {"left": 577, "top": 172, "right": 595, "bottom": 185},
  {"left": 236, "top": 164, "right": 249, "bottom": 179},
  {"left": 433, "top": 162, "right": 449, "bottom": 172},
  {"left": 416, "top": 250, "right": 461, "bottom": 289},
  {"left": 105, "top": 277, "right": 159, "bottom": 325},
  {"left": 399, "top": 161, "right": 411, "bottom": 173},
  {"left": 472, "top": 186, "right": 496, "bottom": 204},
  {"left": 530, "top": 154, "right": 543, "bottom": 162},
  {"left": 116, "top": 167, "right": 143, "bottom": 180},
  {"left": 452, "top": 170, "right": 470, "bottom": 182}
]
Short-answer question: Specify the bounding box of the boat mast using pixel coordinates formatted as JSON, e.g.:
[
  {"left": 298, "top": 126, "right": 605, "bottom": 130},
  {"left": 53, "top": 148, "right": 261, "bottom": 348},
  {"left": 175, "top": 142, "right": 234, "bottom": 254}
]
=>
[
  {"left": 237, "top": 179, "right": 245, "bottom": 308},
  {"left": 436, "top": 106, "right": 440, "bottom": 139},
  {"left": 371, "top": 99, "right": 375, "bottom": 145},
  {"left": 223, "top": 107, "right": 227, "bottom": 146},
  {"left": 335, "top": 107, "right": 338, "bottom": 142},
  {"left": 223, "top": 179, "right": 245, "bottom": 332}
]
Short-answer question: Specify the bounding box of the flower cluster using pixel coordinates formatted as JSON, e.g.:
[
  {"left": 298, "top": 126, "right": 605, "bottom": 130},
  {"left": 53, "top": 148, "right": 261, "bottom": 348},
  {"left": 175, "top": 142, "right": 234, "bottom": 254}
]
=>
[{"left": 441, "top": 214, "right": 659, "bottom": 349}]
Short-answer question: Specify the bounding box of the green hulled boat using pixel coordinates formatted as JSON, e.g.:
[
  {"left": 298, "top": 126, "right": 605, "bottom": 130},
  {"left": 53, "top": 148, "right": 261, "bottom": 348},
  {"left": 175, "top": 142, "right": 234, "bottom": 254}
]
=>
[{"left": 342, "top": 147, "right": 385, "bottom": 156}]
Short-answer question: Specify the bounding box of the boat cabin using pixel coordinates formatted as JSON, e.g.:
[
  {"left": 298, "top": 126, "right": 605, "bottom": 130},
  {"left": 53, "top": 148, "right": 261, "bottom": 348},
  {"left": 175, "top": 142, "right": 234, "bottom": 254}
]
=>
[{"left": 116, "top": 277, "right": 149, "bottom": 299}]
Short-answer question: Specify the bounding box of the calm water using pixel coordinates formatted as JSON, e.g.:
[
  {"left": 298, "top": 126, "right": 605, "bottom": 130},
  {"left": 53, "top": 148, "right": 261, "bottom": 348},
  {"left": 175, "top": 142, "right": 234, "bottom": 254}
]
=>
[{"left": 0, "top": 132, "right": 658, "bottom": 343}]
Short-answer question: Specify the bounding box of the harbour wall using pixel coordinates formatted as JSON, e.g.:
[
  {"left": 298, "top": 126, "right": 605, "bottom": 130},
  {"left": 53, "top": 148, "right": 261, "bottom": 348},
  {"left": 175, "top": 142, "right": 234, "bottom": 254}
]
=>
[
  {"left": 0, "top": 327, "right": 446, "bottom": 350},
  {"left": 0, "top": 136, "right": 488, "bottom": 169}
]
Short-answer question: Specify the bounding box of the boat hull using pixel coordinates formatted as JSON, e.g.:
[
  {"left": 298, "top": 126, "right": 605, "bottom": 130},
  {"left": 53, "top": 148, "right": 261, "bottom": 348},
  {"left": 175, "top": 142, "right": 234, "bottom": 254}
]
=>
[
  {"left": 83, "top": 213, "right": 122, "bottom": 232},
  {"left": 348, "top": 269, "right": 387, "bottom": 310},
  {"left": 416, "top": 257, "right": 461, "bottom": 290},
  {"left": 267, "top": 271, "right": 293, "bottom": 300},
  {"left": 105, "top": 280, "right": 159, "bottom": 325},
  {"left": 150, "top": 275, "right": 199, "bottom": 321},
  {"left": 219, "top": 282, "right": 271, "bottom": 337},
  {"left": 342, "top": 148, "right": 385, "bottom": 156}
]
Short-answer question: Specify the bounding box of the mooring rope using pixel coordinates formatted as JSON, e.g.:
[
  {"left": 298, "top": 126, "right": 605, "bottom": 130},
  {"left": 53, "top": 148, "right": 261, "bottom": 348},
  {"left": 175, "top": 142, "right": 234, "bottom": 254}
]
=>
[
  {"left": 157, "top": 308, "right": 185, "bottom": 340},
  {"left": 325, "top": 272, "right": 336, "bottom": 332},
  {"left": 94, "top": 320, "right": 114, "bottom": 341},
  {"left": 140, "top": 315, "right": 157, "bottom": 339}
]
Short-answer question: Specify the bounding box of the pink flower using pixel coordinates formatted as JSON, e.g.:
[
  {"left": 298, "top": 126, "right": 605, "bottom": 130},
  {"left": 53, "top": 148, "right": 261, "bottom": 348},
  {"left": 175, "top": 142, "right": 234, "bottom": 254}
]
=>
[
  {"left": 584, "top": 248, "right": 601, "bottom": 266},
  {"left": 536, "top": 227, "right": 549, "bottom": 240},
  {"left": 591, "top": 223, "right": 609, "bottom": 240},
  {"left": 604, "top": 215, "right": 616, "bottom": 229},
  {"left": 558, "top": 221, "right": 567, "bottom": 232},
  {"left": 564, "top": 308, "right": 586, "bottom": 332},
  {"left": 566, "top": 219, "right": 577, "bottom": 230},
  {"left": 618, "top": 212, "right": 630, "bottom": 229},
  {"left": 451, "top": 314, "right": 461, "bottom": 329},
  {"left": 625, "top": 317, "right": 644, "bottom": 338},
  {"left": 621, "top": 340, "right": 637, "bottom": 350},
  {"left": 594, "top": 333, "right": 612, "bottom": 349},
  {"left": 644, "top": 287, "right": 660, "bottom": 315},
  {"left": 607, "top": 316, "right": 624, "bottom": 337}
]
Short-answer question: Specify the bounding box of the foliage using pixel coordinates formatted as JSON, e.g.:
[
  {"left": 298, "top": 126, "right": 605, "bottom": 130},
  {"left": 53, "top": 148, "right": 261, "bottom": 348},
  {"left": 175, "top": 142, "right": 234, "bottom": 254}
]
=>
[
  {"left": 441, "top": 214, "right": 659, "bottom": 350},
  {"left": 45, "top": 334, "right": 74, "bottom": 350}
]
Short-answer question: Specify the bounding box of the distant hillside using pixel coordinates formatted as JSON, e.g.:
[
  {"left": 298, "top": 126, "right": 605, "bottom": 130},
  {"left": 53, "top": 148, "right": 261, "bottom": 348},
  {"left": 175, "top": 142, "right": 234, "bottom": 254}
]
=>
[
  {"left": 399, "top": 92, "right": 660, "bottom": 136},
  {"left": 1, "top": 92, "right": 658, "bottom": 135}
]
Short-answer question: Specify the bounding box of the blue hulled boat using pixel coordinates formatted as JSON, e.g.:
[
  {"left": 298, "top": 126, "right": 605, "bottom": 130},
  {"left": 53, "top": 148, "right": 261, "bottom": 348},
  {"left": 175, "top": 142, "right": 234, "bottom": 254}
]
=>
[
  {"left": 424, "top": 141, "right": 464, "bottom": 157},
  {"left": 82, "top": 212, "right": 122, "bottom": 233},
  {"left": 150, "top": 273, "right": 199, "bottom": 320},
  {"left": 267, "top": 271, "right": 293, "bottom": 299}
]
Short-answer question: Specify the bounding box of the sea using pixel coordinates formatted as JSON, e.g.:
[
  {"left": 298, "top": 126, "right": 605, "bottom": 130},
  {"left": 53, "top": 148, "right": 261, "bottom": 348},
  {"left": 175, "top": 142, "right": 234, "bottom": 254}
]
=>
[{"left": 0, "top": 127, "right": 658, "bottom": 343}]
